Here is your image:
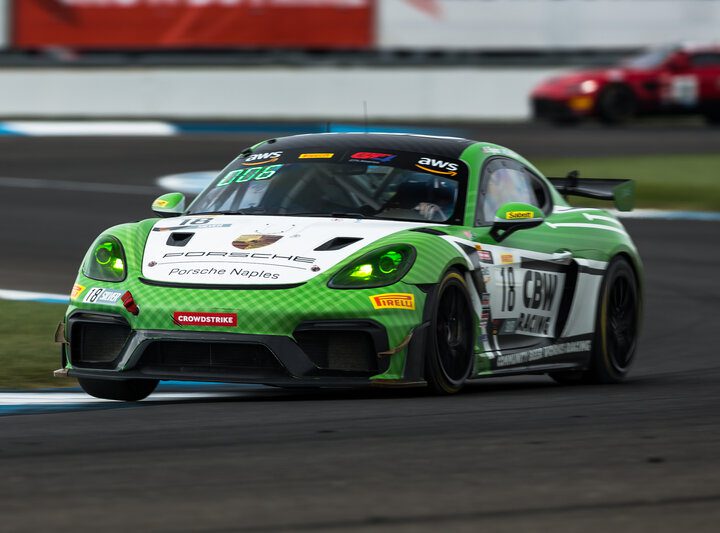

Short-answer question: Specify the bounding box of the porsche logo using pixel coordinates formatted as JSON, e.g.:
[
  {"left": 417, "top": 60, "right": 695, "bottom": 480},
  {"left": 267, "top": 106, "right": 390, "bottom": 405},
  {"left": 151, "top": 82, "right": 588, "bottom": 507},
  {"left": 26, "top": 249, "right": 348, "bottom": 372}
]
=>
[{"left": 232, "top": 234, "right": 282, "bottom": 250}]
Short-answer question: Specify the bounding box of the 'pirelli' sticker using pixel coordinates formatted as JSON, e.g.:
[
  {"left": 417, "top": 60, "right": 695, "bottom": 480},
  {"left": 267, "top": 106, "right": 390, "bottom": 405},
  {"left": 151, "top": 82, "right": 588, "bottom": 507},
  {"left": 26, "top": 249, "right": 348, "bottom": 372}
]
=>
[{"left": 370, "top": 293, "right": 416, "bottom": 310}]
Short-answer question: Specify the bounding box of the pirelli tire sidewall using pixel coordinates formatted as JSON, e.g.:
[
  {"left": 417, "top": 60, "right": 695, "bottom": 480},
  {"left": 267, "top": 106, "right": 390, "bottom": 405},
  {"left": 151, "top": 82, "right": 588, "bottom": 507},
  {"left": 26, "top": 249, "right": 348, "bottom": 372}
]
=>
[
  {"left": 424, "top": 269, "right": 474, "bottom": 394},
  {"left": 591, "top": 256, "right": 640, "bottom": 383}
]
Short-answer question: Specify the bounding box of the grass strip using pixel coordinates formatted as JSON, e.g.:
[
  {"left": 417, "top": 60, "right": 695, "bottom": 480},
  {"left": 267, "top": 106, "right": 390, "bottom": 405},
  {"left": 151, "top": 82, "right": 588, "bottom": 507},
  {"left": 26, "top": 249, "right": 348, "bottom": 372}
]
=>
[
  {"left": 534, "top": 153, "right": 720, "bottom": 211},
  {"left": 0, "top": 300, "right": 75, "bottom": 389}
]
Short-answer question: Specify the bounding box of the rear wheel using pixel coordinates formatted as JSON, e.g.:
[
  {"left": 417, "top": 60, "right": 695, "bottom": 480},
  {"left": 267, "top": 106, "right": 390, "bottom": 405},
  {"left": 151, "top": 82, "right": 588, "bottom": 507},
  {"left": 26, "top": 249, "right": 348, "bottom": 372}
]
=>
[
  {"left": 425, "top": 270, "right": 474, "bottom": 394},
  {"left": 78, "top": 377, "right": 158, "bottom": 401},
  {"left": 550, "top": 256, "right": 640, "bottom": 384},
  {"left": 597, "top": 85, "right": 637, "bottom": 124},
  {"left": 703, "top": 107, "right": 720, "bottom": 126}
]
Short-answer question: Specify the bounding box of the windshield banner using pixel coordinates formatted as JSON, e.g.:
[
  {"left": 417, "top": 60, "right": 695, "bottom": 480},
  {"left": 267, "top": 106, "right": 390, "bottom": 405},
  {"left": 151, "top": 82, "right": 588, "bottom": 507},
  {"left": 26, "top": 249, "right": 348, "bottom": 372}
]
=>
[{"left": 12, "top": 0, "right": 373, "bottom": 49}]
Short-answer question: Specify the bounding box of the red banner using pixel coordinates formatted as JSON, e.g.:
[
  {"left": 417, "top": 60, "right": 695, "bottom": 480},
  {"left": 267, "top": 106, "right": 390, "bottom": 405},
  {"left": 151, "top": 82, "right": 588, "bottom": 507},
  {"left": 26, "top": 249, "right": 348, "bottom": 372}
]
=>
[{"left": 13, "top": 0, "right": 374, "bottom": 49}]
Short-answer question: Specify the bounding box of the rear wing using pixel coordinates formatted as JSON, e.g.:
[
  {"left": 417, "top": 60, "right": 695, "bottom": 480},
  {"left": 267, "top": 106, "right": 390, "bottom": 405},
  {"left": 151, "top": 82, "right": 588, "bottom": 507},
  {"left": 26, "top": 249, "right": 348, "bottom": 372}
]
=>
[{"left": 548, "top": 171, "right": 635, "bottom": 211}]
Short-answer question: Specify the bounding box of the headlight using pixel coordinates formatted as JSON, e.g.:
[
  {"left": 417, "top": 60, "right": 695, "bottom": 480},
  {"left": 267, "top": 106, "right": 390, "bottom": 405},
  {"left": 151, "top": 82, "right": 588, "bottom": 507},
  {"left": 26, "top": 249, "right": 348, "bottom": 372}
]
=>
[
  {"left": 567, "top": 79, "right": 599, "bottom": 95},
  {"left": 82, "top": 235, "right": 126, "bottom": 282},
  {"left": 328, "top": 245, "right": 416, "bottom": 289}
]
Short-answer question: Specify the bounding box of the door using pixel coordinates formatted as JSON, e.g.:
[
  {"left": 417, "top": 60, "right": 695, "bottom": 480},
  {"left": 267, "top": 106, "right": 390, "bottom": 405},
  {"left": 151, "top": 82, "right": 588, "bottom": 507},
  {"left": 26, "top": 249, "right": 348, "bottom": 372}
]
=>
[{"left": 473, "top": 157, "right": 575, "bottom": 364}]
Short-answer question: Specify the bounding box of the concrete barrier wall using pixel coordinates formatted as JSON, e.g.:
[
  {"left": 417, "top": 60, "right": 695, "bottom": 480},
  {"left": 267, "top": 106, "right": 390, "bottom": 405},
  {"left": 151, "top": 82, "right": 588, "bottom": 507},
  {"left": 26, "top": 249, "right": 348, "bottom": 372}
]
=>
[
  {"left": 379, "top": 0, "right": 720, "bottom": 50},
  {"left": 0, "top": 66, "right": 567, "bottom": 120}
]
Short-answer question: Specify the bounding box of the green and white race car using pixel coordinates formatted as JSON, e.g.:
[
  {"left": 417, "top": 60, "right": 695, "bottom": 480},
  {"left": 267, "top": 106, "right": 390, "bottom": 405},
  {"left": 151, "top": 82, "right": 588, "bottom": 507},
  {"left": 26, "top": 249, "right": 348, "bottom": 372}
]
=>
[{"left": 56, "top": 133, "right": 643, "bottom": 400}]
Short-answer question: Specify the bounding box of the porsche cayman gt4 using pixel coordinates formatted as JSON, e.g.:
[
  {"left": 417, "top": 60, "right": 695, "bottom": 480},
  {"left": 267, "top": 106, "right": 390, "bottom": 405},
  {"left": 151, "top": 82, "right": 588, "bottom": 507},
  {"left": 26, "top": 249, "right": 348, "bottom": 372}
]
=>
[{"left": 56, "top": 133, "right": 643, "bottom": 400}]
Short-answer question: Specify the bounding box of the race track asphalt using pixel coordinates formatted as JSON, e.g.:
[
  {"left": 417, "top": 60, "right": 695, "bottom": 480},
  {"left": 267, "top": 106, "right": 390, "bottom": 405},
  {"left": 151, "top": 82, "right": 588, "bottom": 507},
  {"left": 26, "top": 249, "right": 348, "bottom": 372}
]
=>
[{"left": 1, "top": 126, "right": 719, "bottom": 532}]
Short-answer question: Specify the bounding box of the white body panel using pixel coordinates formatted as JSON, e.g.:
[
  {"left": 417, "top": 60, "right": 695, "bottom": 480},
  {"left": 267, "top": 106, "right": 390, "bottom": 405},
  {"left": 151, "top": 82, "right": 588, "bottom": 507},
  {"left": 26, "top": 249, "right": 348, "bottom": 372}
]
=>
[{"left": 142, "top": 215, "right": 426, "bottom": 285}]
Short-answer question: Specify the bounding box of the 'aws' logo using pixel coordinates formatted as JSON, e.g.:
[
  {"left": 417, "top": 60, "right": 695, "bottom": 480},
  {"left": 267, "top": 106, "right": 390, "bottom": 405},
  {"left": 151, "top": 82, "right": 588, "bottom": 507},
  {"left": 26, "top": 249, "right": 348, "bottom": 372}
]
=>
[
  {"left": 415, "top": 157, "right": 459, "bottom": 176},
  {"left": 242, "top": 151, "right": 283, "bottom": 165}
]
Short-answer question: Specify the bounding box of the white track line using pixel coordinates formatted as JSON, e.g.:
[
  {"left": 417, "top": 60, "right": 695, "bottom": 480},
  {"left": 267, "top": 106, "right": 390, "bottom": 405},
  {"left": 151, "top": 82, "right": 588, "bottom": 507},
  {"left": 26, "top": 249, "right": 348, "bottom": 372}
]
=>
[
  {"left": 0, "top": 289, "right": 68, "bottom": 304},
  {"left": 0, "top": 176, "right": 159, "bottom": 195},
  {"left": 0, "top": 392, "right": 236, "bottom": 405},
  {"left": 1, "top": 121, "right": 178, "bottom": 136}
]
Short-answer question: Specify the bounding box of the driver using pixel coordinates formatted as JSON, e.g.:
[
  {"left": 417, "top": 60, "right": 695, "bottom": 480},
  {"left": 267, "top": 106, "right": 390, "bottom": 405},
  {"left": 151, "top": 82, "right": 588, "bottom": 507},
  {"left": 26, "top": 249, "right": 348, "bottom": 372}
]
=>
[{"left": 382, "top": 178, "right": 456, "bottom": 222}]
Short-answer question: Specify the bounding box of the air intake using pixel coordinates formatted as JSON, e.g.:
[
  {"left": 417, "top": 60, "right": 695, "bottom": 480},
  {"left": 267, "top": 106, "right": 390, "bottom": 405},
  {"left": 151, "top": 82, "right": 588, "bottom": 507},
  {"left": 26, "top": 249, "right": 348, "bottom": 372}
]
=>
[
  {"left": 315, "top": 237, "right": 363, "bottom": 251},
  {"left": 166, "top": 232, "right": 194, "bottom": 247}
]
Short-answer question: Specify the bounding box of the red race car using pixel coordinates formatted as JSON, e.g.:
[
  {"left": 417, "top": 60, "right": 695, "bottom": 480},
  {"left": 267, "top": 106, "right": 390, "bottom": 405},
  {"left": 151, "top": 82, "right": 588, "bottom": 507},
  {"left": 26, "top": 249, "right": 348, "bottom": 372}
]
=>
[{"left": 531, "top": 44, "right": 720, "bottom": 125}]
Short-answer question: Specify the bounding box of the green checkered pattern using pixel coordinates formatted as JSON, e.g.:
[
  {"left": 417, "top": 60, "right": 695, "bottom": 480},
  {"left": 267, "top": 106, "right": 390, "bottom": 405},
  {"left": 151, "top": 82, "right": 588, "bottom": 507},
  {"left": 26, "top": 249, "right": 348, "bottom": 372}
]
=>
[{"left": 65, "top": 221, "right": 455, "bottom": 380}]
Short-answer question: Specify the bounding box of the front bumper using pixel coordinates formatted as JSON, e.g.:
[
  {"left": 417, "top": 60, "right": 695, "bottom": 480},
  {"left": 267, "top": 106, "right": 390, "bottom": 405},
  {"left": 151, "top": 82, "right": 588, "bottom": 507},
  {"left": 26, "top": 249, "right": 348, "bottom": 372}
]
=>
[
  {"left": 532, "top": 96, "right": 595, "bottom": 120},
  {"left": 62, "top": 310, "right": 429, "bottom": 388},
  {"left": 63, "top": 270, "right": 430, "bottom": 386}
]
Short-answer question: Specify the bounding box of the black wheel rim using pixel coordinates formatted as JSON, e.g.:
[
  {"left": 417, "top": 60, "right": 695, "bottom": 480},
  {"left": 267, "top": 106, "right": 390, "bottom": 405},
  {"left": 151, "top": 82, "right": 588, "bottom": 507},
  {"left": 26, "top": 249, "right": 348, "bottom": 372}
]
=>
[
  {"left": 603, "top": 89, "right": 635, "bottom": 121},
  {"left": 605, "top": 273, "right": 637, "bottom": 372},
  {"left": 435, "top": 284, "right": 473, "bottom": 383}
]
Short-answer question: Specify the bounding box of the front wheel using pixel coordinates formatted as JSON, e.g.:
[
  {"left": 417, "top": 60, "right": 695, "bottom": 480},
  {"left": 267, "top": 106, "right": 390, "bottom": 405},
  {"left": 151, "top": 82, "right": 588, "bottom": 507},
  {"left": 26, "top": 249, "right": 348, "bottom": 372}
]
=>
[
  {"left": 597, "top": 85, "right": 637, "bottom": 124},
  {"left": 425, "top": 270, "right": 475, "bottom": 394},
  {"left": 78, "top": 377, "right": 159, "bottom": 401}
]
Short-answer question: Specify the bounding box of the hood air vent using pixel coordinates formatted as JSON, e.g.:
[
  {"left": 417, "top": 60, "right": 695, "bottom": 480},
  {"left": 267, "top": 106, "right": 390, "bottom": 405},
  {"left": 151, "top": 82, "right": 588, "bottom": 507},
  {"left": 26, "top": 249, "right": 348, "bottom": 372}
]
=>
[
  {"left": 166, "top": 232, "right": 194, "bottom": 247},
  {"left": 315, "top": 237, "right": 363, "bottom": 251}
]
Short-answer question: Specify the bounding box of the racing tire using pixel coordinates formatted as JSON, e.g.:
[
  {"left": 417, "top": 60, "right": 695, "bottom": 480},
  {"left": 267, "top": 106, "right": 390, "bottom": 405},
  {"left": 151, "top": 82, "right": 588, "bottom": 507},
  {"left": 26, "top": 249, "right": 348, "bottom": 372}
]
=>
[
  {"left": 550, "top": 256, "right": 640, "bottom": 385},
  {"left": 703, "top": 107, "right": 720, "bottom": 126},
  {"left": 78, "top": 377, "right": 159, "bottom": 402},
  {"left": 425, "top": 269, "right": 475, "bottom": 394},
  {"left": 596, "top": 85, "right": 637, "bottom": 125}
]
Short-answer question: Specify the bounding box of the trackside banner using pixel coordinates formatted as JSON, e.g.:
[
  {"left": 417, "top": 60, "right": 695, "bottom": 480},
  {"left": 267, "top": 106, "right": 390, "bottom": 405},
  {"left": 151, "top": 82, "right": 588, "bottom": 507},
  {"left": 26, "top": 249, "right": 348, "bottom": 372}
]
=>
[{"left": 12, "top": 0, "right": 373, "bottom": 49}]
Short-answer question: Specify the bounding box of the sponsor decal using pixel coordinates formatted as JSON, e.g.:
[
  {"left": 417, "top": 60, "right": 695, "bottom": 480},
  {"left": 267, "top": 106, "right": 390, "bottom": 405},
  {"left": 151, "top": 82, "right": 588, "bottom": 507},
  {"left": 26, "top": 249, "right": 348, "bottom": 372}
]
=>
[
  {"left": 477, "top": 250, "right": 494, "bottom": 264},
  {"left": 499, "top": 318, "right": 518, "bottom": 335},
  {"left": 153, "top": 217, "right": 231, "bottom": 232},
  {"left": 349, "top": 152, "right": 396, "bottom": 163},
  {"left": 162, "top": 251, "right": 315, "bottom": 263},
  {"left": 83, "top": 288, "right": 124, "bottom": 305},
  {"left": 516, "top": 313, "right": 551, "bottom": 335},
  {"left": 496, "top": 340, "right": 592, "bottom": 368},
  {"left": 506, "top": 211, "right": 534, "bottom": 220},
  {"left": 216, "top": 165, "right": 282, "bottom": 187},
  {"left": 173, "top": 312, "right": 238, "bottom": 327},
  {"left": 523, "top": 271, "right": 558, "bottom": 311},
  {"left": 153, "top": 199, "right": 169, "bottom": 208},
  {"left": 241, "top": 151, "right": 283, "bottom": 166},
  {"left": 70, "top": 284, "right": 85, "bottom": 300},
  {"left": 480, "top": 310, "right": 490, "bottom": 328},
  {"left": 231, "top": 269, "right": 280, "bottom": 280},
  {"left": 482, "top": 146, "right": 518, "bottom": 157},
  {"left": 232, "top": 234, "right": 282, "bottom": 250},
  {"left": 501, "top": 253, "right": 514, "bottom": 264},
  {"left": 370, "top": 293, "right": 416, "bottom": 310},
  {"left": 514, "top": 271, "right": 559, "bottom": 335},
  {"left": 414, "top": 157, "right": 459, "bottom": 176},
  {"left": 167, "top": 267, "right": 279, "bottom": 280},
  {"left": 299, "top": 153, "right": 334, "bottom": 159}
]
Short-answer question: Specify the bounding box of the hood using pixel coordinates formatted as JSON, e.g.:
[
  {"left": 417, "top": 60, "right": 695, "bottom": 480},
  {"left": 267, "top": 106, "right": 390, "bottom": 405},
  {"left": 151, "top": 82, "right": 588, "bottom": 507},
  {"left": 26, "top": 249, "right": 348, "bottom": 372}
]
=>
[
  {"left": 538, "top": 69, "right": 608, "bottom": 88},
  {"left": 141, "top": 215, "right": 428, "bottom": 286}
]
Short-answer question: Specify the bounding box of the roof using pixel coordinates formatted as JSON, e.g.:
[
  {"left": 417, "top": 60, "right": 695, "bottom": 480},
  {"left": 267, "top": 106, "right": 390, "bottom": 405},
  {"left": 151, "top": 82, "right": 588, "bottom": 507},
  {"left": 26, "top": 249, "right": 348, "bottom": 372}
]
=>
[{"left": 251, "top": 132, "right": 476, "bottom": 159}]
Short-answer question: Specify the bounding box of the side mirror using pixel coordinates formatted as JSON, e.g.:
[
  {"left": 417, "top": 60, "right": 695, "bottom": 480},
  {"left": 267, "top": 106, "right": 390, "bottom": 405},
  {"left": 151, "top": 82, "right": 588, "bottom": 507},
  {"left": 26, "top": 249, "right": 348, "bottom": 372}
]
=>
[
  {"left": 490, "top": 202, "right": 544, "bottom": 242},
  {"left": 152, "top": 192, "right": 186, "bottom": 218}
]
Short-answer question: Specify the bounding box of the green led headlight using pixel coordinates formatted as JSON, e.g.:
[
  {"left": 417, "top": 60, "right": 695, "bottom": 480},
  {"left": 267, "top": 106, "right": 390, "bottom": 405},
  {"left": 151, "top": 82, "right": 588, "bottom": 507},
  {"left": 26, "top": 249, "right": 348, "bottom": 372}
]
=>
[
  {"left": 329, "top": 245, "right": 416, "bottom": 289},
  {"left": 82, "top": 235, "right": 127, "bottom": 282}
]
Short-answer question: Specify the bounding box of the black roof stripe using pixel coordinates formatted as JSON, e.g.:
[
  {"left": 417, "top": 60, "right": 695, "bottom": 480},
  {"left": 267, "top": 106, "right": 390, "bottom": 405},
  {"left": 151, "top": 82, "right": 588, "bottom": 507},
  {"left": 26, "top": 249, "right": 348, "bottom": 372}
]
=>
[{"left": 252, "top": 133, "right": 475, "bottom": 158}]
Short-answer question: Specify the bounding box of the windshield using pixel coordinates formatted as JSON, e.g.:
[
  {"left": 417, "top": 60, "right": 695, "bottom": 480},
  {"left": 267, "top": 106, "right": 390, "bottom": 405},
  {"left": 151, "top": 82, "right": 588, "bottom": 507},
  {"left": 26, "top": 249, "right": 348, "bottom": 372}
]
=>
[
  {"left": 188, "top": 149, "right": 467, "bottom": 224},
  {"left": 621, "top": 47, "right": 674, "bottom": 69}
]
